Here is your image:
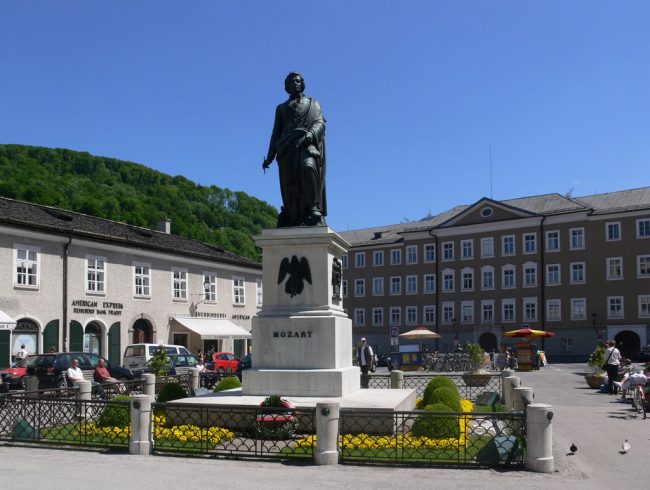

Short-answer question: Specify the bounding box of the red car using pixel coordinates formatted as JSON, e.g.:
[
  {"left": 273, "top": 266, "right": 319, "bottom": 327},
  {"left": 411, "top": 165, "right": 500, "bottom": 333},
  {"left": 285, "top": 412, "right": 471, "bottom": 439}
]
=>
[
  {"left": 211, "top": 352, "right": 240, "bottom": 374},
  {"left": 0, "top": 356, "right": 34, "bottom": 390}
]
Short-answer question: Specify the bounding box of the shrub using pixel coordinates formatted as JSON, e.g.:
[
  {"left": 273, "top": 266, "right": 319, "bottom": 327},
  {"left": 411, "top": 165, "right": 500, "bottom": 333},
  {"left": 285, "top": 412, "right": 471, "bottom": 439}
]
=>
[
  {"left": 97, "top": 395, "right": 131, "bottom": 428},
  {"left": 410, "top": 402, "right": 460, "bottom": 439},
  {"left": 427, "top": 387, "right": 462, "bottom": 412},
  {"left": 422, "top": 376, "right": 460, "bottom": 405},
  {"left": 465, "top": 343, "right": 486, "bottom": 371},
  {"left": 588, "top": 345, "right": 606, "bottom": 374},
  {"left": 214, "top": 376, "right": 241, "bottom": 392},
  {"left": 415, "top": 398, "right": 426, "bottom": 409},
  {"left": 157, "top": 383, "right": 188, "bottom": 403}
]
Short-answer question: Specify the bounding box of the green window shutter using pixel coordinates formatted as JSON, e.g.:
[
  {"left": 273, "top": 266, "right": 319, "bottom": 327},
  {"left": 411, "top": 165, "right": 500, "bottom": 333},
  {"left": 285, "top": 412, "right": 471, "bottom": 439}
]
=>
[
  {"left": 43, "top": 320, "right": 59, "bottom": 352},
  {"left": 0, "top": 331, "right": 10, "bottom": 368},
  {"left": 69, "top": 320, "right": 83, "bottom": 352},
  {"left": 108, "top": 322, "right": 121, "bottom": 365}
]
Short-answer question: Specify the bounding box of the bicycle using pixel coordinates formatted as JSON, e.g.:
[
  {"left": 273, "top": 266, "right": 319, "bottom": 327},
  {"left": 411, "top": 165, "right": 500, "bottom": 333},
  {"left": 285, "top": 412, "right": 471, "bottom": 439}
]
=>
[{"left": 630, "top": 375, "right": 647, "bottom": 419}]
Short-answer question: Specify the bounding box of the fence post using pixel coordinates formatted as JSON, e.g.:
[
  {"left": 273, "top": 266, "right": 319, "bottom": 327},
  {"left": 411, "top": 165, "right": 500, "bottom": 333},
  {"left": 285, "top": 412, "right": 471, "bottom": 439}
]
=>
[
  {"left": 526, "top": 403, "right": 554, "bottom": 473},
  {"left": 76, "top": 380, "right": 92, "bottom": 419},
  {"left": 315, "top": 401, "right": 340, "bottom": 465},
  {"left": 390, "top": 370, "right": 404, "bottom": 389},
  {"left": 143, "top": 373, "right": 155, "bottom": 397},
  {"left": 504, "top": 376, "right": 520, "bottom": 410},
  {"left": 25, "top": 376, "right": 39, "bottom": 397},
  {"left": 129, "top": 395, "right": 153, "bottom": 455},
  {"left": 513, "top": 386, "right": 534, "bottom": 411},
  {"left": 189, "top": 368, "right": 200, "bottom": 391},
  {"left": 501, "top": 369, "right": 515, "bottom": 402}
]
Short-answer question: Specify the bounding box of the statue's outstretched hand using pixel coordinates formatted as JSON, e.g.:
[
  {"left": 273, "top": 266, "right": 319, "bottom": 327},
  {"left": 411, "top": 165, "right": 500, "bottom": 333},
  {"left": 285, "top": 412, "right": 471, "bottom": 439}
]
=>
[{"left": 262, "top": 156, "right": 273, "bottom": 171}]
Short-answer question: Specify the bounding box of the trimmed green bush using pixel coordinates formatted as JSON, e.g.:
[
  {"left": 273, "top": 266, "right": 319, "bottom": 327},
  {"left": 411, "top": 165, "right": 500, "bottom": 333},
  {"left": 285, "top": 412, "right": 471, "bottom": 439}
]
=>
[
  {"left": 97, "top": 395, "right": 131, "bottom": 428},
  {"left": 427, "top": 387, "right": 462, "bottom": 412},
  {"left": 214, "top": 376, "right": 242, "bottom": 392},
  {"left": 422, "top": 376, "right": 460, "bottom": 405},
  {"left": 411, "top": 402, "right": 460, "bottom": 439},
  {"left": 157, "top": 383, "right": 188, "bottom": 403}
]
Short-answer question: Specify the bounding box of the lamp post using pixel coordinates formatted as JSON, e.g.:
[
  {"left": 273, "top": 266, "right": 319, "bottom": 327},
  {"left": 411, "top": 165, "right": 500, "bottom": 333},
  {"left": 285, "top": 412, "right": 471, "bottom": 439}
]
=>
[
  {"left": 591, "top": 313, "right": 601, "bottom": 342},
  {"left": 452, "top": 317, "right": 458, "bottom": 351},
  {"left": 192, "top": 278, "right": 212, "bottom": 313}
]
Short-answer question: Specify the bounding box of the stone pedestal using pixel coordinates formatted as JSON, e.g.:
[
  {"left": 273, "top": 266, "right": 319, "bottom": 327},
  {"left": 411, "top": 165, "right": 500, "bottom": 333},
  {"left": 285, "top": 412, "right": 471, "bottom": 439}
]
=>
[{"left": 243, "top": 226, "right": 360, "bottom": 397}]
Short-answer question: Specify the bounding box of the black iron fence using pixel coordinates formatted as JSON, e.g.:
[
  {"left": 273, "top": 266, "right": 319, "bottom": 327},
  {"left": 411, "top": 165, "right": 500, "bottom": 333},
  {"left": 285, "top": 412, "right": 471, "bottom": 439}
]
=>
[
  {"left": 156, "top": 374, "right": 192, "bottom": 394},
  {"left": 337, "top": 408, "right": 525, "bottom": 467},
  {"left": 368, "top": 373, "right": 502, "bottom": 402},
  {"left": 0, "top": 392, "right": 130, "bottom": 449},
  {"left": 151, "top": 402, "right": 315, "bottom": 460}
]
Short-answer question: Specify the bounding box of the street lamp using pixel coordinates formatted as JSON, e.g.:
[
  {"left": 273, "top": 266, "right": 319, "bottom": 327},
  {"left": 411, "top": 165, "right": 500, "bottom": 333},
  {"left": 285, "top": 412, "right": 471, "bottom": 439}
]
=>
[
  {"left": 591, "top": 313, "right": 602, "bottom": 342},
  {"left": 192, "top": 278, "right": 212, "bottom": 309},
  {"left": 452, "top": 317, "right": 458, "bottom": 345}
]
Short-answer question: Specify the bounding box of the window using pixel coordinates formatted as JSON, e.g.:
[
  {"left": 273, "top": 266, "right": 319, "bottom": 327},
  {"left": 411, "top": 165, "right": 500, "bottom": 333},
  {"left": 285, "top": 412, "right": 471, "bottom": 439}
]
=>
[
  {"left": 461, "top": 239, "right": 473, "bottom": 259},
  {"left": 480, "top": 237, "right": 494, "bottom": 258},
  {"left": 570, "top": 298, "right": 586, "bottom": 320},
  {"left": 481, "top": 207, "right": 493, "bottom": 217},
  {"left": 406, "top": 306, "right": 417, "bottom": 325},
  {"left": 570, "top": 262, "right": 585, "bottom": 284},
  {"left": 523, "top": 297, "right": 538, "bottom": 321},
  {"left": 442, "top": 242, "right": 454, "bottom": 261},
  {"left": 390, "top": 307, "right": 401, "bottom": 325},
  {"left": 608, "top": 296, "right": 624, "bottom": 318},
  {"left": 354, "top": 308, "right": 365, "bottom": 326},
  {"left": 478, "top": 266, "right": 493, "bottom": 290},
  {"left": 461, "top": 301, "right": 474, "bottom": 324},
  {"left": 502, "top": 265, "right": 515, "bottom": 289},
  {"left": 639, "top": 295, "right": 650, "bottom": 318},
  {"left": 205, "top": 273, "right": 218, "bottom": 302},
  {"left": 372, "top": 307, "right": 384, "bottom": 326},
  {"left": 391, "top": 249, "right": 402, "bottom": 265},
  {"left": 523, "top": 262, "right": 537, "bottom": 287},
  {"left": 424, "top": 244, "right": 436, "bottom": 263},
  {"left": 442, "top": 269, "right": 455, "bottom": 292},
  {"left": 355, "top": 252, "right": 365, "bottom": 268},
  {"left": 547, "top": 299, "right": 561, "bottom": 321},
  {"left": 14, "top": 245, "right": 39, "bottom": 288},
  {"left": 373, "top": 250, "right": 384, "bottom": 266},
  {"left": 546, "top": 231, "right": 560, "bottom": 252},
  {"left": 570, "top": 228, "right": 585, "bottom": 249},
  {"left": 342, "top": 255, "right": 348, "bottom": 269},
  {"left": 372, "top": 277, "right": 384, "bottom": 296},
  {"left": 502, "top": 299, "right": 515, "bottom": 323},
  {"left": 342, "top": 280, "right": 348, "bottom": 298},
  {"left": 172, "top": 268, "right": 188, "bottom": 300},
  {"left": 86, "top": 255, "right": 106, "bottom": 294},
  {"left": 637, "top": 255, "right": 650, "bottom": 278},
  {"left": 424, "top": 274, "right": 436, "bottom": 293},
  {"left": 233, "top": 276, "right": 246, "bottom": 305},
  {"left": 606, "top": 222, "right": 621, "bottom": 241},
  {"left": 461, "top": 268, "right": 474, "bottom": 291},
  {"left": 523, "top": 233, "right": 537, "bottom": 254},
  {"left": 442, "top": 302, "right": 455, "bottom": 324},
  {"left": 390, "top": 276, "right": 401, "bottom": 295},
  {"left": 354, "top": 279, "right": 365, "bottom": 297},
  {"left": 546, "top": 264, "right": 561, "bottom": 285},
  {"left": 406, "top": 245, "right": 418, "bottom": 264},
  {"left": 502, "top": 235, "right": 515, "bottom": 256},
  {"left": 133, "top": 262, "right": 151, "bottom": 298},
  {"left": 406, "top": 275, "right": 417, "bottom": 294},
  {"left": 606, "top": 257, "right": 623, "bottom": 280},
  {"left": 424, "top": 305, "right": 436, "bottom": 325},
  {"left": 638, "top": 219, "right": 650, "bottom": 238},
  {"left": 482, "top": 300, "right": 494, "bottom": 323},
  {"left": 561, "top": 339, "right": 573, "bottom": 353},
  {"left": 256, "top": 279, "right": 263, "bottom": 306}
]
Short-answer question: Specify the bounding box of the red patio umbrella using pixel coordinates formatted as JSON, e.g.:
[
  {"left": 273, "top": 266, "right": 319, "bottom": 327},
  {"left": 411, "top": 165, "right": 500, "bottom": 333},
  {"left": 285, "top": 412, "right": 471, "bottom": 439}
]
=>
[{"left": 504, "top": 328, "right": 555, "bottom": 338}]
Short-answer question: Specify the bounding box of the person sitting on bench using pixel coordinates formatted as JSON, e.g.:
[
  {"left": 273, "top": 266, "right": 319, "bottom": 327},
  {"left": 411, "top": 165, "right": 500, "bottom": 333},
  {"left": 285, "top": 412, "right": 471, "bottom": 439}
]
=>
[
  {"left": 67, "top": 358, "right": 85, "bottom": 385},
  {"left": 93, "top": 358, "right": 118, "bottom": 383}
]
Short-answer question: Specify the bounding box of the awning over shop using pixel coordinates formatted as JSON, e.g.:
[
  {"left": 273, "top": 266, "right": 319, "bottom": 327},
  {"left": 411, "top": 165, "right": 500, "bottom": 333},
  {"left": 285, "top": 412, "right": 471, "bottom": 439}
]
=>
[
  {"left": 172, "top": 316, "right": 252, "bottom": 340},
  {"left": 0, "top": 310, "right": 16, "bottom": 331}
]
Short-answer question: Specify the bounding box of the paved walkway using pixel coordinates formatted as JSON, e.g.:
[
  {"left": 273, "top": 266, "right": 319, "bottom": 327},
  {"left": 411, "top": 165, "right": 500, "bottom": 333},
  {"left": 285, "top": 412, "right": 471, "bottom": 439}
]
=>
[{"left": 0, "top": 363, "right": 647, "bottom": 489}]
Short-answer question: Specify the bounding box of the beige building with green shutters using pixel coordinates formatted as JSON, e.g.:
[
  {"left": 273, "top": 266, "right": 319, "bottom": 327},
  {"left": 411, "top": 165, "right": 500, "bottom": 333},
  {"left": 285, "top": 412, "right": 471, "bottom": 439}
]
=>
[{"left": 340, "top": 187, "right": 650, "bottom": 362}]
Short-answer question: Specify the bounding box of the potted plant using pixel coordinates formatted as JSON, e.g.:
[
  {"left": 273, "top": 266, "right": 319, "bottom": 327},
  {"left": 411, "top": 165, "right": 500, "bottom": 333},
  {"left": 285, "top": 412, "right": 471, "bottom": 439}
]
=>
[
  {"left": 462, "top": 343, "right": 492, "bottom": 387},
  {"left": 585, "top": 345, "right": 606, "bottom": 389}
]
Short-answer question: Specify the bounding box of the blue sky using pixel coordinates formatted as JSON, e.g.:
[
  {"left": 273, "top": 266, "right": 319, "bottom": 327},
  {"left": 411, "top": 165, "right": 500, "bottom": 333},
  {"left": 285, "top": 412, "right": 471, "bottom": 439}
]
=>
[{"left": 2, "top": 1, "right": 649, "bottom": 232}]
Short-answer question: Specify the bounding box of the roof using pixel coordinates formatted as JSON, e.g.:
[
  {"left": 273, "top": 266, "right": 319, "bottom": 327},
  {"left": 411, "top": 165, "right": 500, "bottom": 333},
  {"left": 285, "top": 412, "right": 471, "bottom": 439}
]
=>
[
  {"left": 0, "top": 197, "right": 261, "bottom": 269},
  {"left": 340, "top": 187, "right": 650, "bottom": 246}
]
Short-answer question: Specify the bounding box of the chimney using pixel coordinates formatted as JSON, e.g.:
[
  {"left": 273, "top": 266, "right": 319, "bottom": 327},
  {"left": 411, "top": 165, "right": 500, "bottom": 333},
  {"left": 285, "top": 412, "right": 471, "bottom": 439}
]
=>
[{"left": 159, "top": 219, "right": 171, "bottom": 234}]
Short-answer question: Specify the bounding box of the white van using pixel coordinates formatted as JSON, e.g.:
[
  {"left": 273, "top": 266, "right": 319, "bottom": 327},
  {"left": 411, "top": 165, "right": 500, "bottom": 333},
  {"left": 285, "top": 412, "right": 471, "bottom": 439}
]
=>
[{"left": 122, "top": 343, "right": 191, "bottom": 370}]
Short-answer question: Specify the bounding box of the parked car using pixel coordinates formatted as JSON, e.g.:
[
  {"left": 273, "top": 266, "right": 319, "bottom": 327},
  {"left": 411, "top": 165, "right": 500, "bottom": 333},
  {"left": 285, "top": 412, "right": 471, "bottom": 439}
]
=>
[
  {"left": 211, "top": 352, "right": 240, "bottom": 375},
  {"left": 26, "top": 352, "right": 134, "bottom": 389},
  {"left": 0, "top": 356, "right": 36, "bottom": 390},
  {"left": 236, "top": 353, "right": 252, "bottom": 378},
  {"left": 122, "top": 343, "right": 191, "bottom": 370},
  {"left": 137, "top": 354, "right": 201, "bottom": 376}
]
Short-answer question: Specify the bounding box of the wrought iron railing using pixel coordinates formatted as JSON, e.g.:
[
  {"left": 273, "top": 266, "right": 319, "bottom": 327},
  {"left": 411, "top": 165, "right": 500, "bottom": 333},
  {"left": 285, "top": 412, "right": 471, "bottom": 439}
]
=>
[
  {"left": 337, "top": 408, "right": 525, "bottom": 467},
  {"left": 151, "top": 402, "right": 315, "bottom": 460},
  {"left": 368, "top": 373, "right": 502, "bottom": 402},
  {"left": 156, "top": 374, "right": 192, "bottom": 395}
]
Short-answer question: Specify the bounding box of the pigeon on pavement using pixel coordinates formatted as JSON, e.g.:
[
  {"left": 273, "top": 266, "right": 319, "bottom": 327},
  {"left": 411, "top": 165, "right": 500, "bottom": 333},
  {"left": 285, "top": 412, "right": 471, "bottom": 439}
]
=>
[
  {"left": 621, "top": 439, "right": 631, "bottom": 454},
  {"left": 570, "top": 443, "right": 577, "bottom": 454}
]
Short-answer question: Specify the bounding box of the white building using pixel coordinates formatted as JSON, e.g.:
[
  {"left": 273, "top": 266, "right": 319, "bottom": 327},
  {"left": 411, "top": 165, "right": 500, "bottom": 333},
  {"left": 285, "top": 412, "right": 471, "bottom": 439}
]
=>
[{"left": 0, "top": 197, "right": 262, "bottom": 367}]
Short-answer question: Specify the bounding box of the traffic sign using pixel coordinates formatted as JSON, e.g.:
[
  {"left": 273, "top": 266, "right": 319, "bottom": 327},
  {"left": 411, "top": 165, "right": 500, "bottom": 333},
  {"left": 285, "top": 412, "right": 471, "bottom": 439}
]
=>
[{"left": 390, "top": 326, "right": 399, "bottom": 337}]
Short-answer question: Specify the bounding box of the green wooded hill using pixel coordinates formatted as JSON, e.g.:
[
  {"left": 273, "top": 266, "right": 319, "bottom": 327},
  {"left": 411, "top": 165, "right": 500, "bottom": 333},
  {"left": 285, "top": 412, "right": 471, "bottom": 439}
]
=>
[{"left": 0, "top": 144, "right": 278, "bottom": 261}]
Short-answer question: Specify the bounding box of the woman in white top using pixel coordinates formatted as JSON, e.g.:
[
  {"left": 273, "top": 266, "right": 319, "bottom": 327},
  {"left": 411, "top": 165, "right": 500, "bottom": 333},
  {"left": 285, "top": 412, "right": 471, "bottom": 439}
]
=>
[{"left": 604, "top": 340, "right": 622, "bottom": 394}]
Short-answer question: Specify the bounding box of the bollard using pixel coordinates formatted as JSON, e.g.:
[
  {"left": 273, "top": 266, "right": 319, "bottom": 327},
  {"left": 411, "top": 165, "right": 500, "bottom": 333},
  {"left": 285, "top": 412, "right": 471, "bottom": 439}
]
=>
[
  {"left": 143, "top": 374, "right": 155, "bottom": 397},
  {"left": 25, "top": 376, "right": 40, "bottom": 398},
  {"left": 129, "top": 395, "right": 153, "bottom": 455},
  {"left": 513, "top": 387, "right": 534, "bottom": 412},
  {"left": 315, "top": 401, "right": 340, "bottom": 465},
  {"left": 526, "top": 403, "right": 554, "bottom": 473},
  {"left": 504, "top": 376, "right": 520, "bottom": 410},
  {"left": 390, "top": 370, "right": 404, "bottom": 389},
  {"left": 501, "top": 369, "right": 515, "bottom": 402},
  {"left": 76, "top": 380, "right": 92, "bottom": 420},
  {"left": 189, "top": 368, "right": 200, "bottom": 391}
]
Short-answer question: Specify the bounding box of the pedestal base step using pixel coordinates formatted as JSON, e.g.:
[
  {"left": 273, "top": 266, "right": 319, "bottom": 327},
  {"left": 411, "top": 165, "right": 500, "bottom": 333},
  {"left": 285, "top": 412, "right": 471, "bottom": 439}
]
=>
[{"left": 242, "top": 366, "right": 360, "bottom": 397}]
